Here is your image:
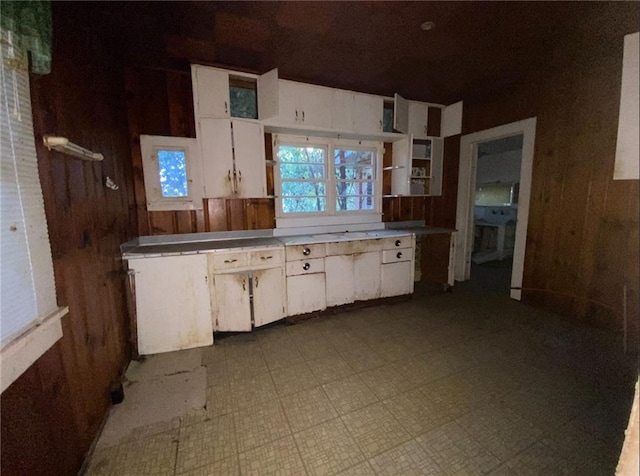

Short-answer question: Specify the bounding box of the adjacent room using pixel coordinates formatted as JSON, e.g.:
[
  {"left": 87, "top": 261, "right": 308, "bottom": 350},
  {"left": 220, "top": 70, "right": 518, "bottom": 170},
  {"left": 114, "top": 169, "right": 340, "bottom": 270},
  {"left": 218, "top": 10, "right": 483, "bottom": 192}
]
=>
[{"left": 1, "top": 2, "right": 638, "bottom": 475}]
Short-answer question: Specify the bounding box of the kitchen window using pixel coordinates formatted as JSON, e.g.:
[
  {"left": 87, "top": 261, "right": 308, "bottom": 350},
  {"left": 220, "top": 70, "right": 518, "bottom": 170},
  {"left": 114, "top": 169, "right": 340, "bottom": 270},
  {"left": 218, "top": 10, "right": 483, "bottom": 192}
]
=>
[
  {"left": 140, "top": 135, "right": 203, "bottom": 210},
  {"left": 274, "top": 135, "right": 381, "bottom": 220}
]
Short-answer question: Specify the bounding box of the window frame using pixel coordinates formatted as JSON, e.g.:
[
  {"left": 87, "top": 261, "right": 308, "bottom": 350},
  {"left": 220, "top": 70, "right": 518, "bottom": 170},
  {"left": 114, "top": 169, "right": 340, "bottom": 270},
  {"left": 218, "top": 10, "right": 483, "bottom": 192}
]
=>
[
  {"left": 140, "top": 135, "right": 203, "bottom": 211},
  {"left": 274, "top": 134, "right": 382, "bottom": 221}
]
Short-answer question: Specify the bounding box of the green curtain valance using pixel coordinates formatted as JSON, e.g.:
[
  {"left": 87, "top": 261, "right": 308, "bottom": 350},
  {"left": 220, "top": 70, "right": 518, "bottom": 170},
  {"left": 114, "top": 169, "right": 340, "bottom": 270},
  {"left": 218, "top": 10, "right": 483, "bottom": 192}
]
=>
[{"left": 0, "top": 0, "right": 52, "bottom": 74}]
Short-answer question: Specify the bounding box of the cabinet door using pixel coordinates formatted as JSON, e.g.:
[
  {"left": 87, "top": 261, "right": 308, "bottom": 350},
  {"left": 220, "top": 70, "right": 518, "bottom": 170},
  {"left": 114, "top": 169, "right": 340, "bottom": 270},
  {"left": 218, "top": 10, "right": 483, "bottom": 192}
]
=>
[
  {"left": 408, "top": 102, "right": 429, "bottom": 139},
  {"left": 332, "top": 90, "right": 354, "bottom": 131},
  {"left": 257, "top": 68, "right": 279, "bottom": 120},
  {"left": 232, "top": 120, "right": 266, "bottom": 197},
  {"left": 132, "top": 255, "right": 213, "bottom": 355},
  {"left": 253, "top": 267, "right": 286, "bottom": 327},
  {"left": 393, "top": 93, "right": 409, "bottom": 133},
  {"left": 192, "top": 66, "right": 229, "bottom": 118},
  {"left": 199, "top": 118, "right": 234, "bottom": 197},
  {"left": 287, "top": 273, "right": 327, "bottom": 315},
  {"left": 276, "top": 80, "right": 301, "bottom": 124},
  {"left": 325, "top": 255, "right": 355, "bottom": 306},
  {"left": 381, "top": 261, "right": 414, "bottom": 298},
  {"left": 212, "top": 273, "right": 251, "bottom": 332},
  {"left": 353, "top": 93, "right": 384, "bottom": 134},
  {"left": 299, "top": 84, "right": 333, "bottom": 128},
  {"left": 429, "top": 138, "right": 443, "bottom": 196},
  {"left": 391, "top": 137, "right": 410, "bottom": 195},
  {"left": 353, "top": 252, "right": 381, "bottom": 301}
]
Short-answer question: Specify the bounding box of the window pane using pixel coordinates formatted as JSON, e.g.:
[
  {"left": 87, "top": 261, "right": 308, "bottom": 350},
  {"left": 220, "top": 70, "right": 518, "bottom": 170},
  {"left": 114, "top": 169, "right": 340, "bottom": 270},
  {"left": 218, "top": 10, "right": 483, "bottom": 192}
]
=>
[
  {"left": 282, "top": 197, "right": 326, "bottom": 213},
  {"left": 229, "top": 86, "right": 257, "bottom": 119},
  {"left": 278, "top": 145, "right": 326, "bottom": 164},
  {"left": 281, "top": 181, "right": 326, "bottom": 197},
  {"left": 334, "top": 166, "right": 374, "bottom": 180},
  {"left": 334, "top": 149, "right": 374, "bottom": 167},
  {"left": 280, "top": 163, "right": 325, "bottom": 179},
  {"left": 336, "top": 195, "right": 375, "bottom": 211},
  {"left": 157, "top": 150, "right": 188, "bottom": 197}
]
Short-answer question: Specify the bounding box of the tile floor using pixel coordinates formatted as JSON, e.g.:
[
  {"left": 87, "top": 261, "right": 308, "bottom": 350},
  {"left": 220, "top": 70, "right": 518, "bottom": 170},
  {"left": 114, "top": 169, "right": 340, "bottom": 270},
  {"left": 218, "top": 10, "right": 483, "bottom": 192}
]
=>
[{"left": 86, "top": 282, "right": 637, "bottom": 475}]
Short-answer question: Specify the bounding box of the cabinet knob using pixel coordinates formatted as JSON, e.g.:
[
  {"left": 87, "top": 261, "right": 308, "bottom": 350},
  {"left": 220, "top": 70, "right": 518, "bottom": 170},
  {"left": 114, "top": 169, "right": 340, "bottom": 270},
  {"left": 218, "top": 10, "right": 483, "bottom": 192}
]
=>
[
  {"left": 395, "top": 240, "right": 401, "bottom": 247},
  {"left": 295, "top": 110, "right": 299, "bottom": 120},
  {"left": 302, "top": 110, "right": 305, "bottom": 122},
  {"left": 224, "top": 259, "right": 238, "bottom": 263},
  {"left": 224, "top": 101, "right": 228, "bottom": 114},
  {"left": 396, "top": 252, "right": 403, "bottom": 259},
  {"left": 302, "top": 247, "right": 311, "bottom": 256},
  {"left": 303, "top": 262, "right": 311, "bottom": 270}
]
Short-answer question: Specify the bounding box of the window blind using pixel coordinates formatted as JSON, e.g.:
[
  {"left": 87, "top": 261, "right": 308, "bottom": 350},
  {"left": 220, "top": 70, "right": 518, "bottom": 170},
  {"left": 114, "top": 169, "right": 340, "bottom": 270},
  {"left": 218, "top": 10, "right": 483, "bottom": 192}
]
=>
[{"left": 0, "top": 37, "right": 57, "bottom": 347}]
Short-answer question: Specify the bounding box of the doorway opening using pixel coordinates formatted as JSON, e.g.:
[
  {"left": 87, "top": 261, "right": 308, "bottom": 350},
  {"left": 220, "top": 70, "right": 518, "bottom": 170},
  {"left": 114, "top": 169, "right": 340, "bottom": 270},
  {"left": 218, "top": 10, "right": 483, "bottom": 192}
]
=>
[
  {"left": 470, "top": 135, "right": 523, "bottom": 292},
  {"left": 454, "top": 117, "right": 536, "bottom": 300}
]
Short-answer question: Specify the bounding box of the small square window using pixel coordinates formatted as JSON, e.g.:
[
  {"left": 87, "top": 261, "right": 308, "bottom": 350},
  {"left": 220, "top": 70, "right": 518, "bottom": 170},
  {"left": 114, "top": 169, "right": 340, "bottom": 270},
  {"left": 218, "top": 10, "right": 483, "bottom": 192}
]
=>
[{"left": 140, "top": 135, "right": 203, "bottom": 211}]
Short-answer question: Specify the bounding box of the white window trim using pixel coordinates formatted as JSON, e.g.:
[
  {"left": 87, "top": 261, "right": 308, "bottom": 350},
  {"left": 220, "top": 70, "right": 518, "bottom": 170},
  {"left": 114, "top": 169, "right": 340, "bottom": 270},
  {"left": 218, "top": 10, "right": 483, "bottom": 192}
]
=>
[
  {"left": 273, "top": 134, "right": 383, "bottom": 228},
  {"left": 140, "top": 135, "right": 203, "bottom": 211},
  {"left": 1, "top": 32, "right": 67, "bottom": 393}
]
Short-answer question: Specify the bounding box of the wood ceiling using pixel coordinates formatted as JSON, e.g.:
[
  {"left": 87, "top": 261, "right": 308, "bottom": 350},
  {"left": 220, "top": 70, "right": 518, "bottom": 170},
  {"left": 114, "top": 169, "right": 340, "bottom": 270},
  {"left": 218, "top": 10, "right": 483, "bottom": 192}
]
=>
[{"left": 79, "top": 1, "right": 639, "bottom": 104}]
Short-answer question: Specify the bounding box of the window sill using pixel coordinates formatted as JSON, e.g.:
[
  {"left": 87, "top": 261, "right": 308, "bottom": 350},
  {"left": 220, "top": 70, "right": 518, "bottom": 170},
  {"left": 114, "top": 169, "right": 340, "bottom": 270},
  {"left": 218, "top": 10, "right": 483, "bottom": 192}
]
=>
[{"left": 1, "top": 306, "right": 68, "bottom": 393}]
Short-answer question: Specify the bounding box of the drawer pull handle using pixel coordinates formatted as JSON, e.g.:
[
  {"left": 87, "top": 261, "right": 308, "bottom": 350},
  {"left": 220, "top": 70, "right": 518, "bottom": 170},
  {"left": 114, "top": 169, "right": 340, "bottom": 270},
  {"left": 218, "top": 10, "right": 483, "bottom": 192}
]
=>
[
  {"left": 302, "top": 247, "right": 311, "bottom": 256},
  {"left": 260, "top": 256, "right": 273, "bottom": 260},
  {"left": 224, "top": 259, "right": 238, "bottom": 263},
  {"left": 303, "top": 263, "right": 310, "bottom": 270},
  {"left": 396, "top": 252, "right": 403, "bottom": 259},
  {"left": 395, "top": 240, "right": 401, "bottom": 247}
]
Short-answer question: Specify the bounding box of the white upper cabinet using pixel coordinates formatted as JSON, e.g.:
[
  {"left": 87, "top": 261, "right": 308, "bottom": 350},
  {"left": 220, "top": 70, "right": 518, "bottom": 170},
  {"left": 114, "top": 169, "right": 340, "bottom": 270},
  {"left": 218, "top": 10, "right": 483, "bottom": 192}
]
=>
[
  {"left": 408, "top": 101, "right": 430, "bottom": 139},
  {"left": 199, "top": 118, "right": 266, "bottom": 198},
  {"left": 274, "top": 80, "right": 333, "bottom": 128},
  {"left": 352, "top": 93, "right": 384, "bottom": 134},
  {"left": 192, "top": 65, "right": 230, "bottom": 118},
  {"left": 393, "top": 93, "right": 410, "bottom": 134}
]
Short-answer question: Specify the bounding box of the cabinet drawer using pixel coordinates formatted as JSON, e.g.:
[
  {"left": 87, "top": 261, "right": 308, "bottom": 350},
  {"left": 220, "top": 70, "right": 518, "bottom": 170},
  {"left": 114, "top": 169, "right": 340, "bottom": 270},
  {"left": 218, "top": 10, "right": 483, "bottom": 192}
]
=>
[
  {"left": 380, "top": 235, "right": 412, "bottom": 250},
  {"left": 249, "top": 248, "right": 284, "bottom": 267},
  {"left": 209, "top": 251, "right": 248, "bottom": 271},
  {"left": 325, "top": 239, "right": 381, "bottom": 256},
  {"left": 382, "top": 247, "right": 413, "bottom": 263},
  {"left": 286, "top": 258, "right": 325, "bottom": 276},
  {"left": 285, "top": 244, "right": 326, "bottom": 261}
]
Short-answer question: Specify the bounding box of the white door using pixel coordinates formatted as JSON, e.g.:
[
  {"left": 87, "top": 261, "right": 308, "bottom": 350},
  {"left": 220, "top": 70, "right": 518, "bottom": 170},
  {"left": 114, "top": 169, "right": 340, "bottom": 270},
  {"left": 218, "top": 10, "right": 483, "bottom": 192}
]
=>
[
  {"left": 257, "top": 68, "right": 279, "bottom": 120},
  {"left": 325, "top": 255, "right": 355, "bottom": 306},
  {"left": 212, "top": 272, "right": 251, "bottom": 331},
  {"left": 199, "top": 118, "right": 234, "bottom": 197},
  {"left": 381, "top": 261, "right": 414, "bottom": 297},
  {"left": 353, "top": 252, "right": 381, "bottom": 301},
  {"left": 299, "top": 84, "right": 333, "bottom": 128},
  {"left": 277, "top": 80, "right": 301, "bottom": 124},
  {"left": 253, "top": 267, "right": 286, "bottom": 327},
  {"left": 132, "top": 255, "right": 213, "bottom": 355},
  {"left": 429, "top": 138, "right": 444, "bottom": 196},
  {"left": 192, "top": 66, "right": 229, "bottom": 118},
  {"left": 393, "top": 93, "right": 410, "bottom": 133},
  {"left": 332, "top": 90, "right": 354, "bottom": 131},
  {"left": 232, "top": 120, "right": 266, "bottom": 197},
  {"left": 391, "top": 137, "right": 411, "bottom": 195},
  {"left": 408, "top": 101, "right": 429, "bottom": 139},
  {"left": 287, "top": 273, "right": 327, "bottom": 315},
  {"left": 353, "top": 93, "right": 383, "bottom": 134}
]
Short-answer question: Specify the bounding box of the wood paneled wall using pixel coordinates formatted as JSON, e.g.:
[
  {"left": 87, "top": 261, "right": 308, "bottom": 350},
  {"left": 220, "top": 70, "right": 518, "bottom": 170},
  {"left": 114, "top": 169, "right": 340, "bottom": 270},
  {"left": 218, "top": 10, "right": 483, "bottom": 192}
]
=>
[
  {"left": 462, "top": 20, "right": 639, "bottom": 347},
  {"left": 1, "top": 5, "right": 136, "bottom": 475}
]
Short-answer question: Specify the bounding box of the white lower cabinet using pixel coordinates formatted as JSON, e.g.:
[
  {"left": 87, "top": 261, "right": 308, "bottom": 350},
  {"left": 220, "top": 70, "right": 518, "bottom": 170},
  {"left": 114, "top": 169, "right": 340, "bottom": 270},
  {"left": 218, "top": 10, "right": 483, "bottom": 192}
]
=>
[
  {"left": 209, "top": 247, "right": 286, "bottom": 332},
  {"left": 212, "top": 272, "right": 252, "bottom": 332},
  {"left": 381, "top": 262, "right": 414, "bottom": 297},
  {"left": 287, "top": 273, "right": 327, "bottom": 316},
  {"left": 354, "top": 252, "right": 381, "bottom": 301},
  {"left": 131, "top": 254, "right": 213, "bottom": 355},
  {"left": 253, "top": 267, "right": 286, "bottom": 327},
  {"left": 325, "top": 255, "right": 355, "bottom": 307}
]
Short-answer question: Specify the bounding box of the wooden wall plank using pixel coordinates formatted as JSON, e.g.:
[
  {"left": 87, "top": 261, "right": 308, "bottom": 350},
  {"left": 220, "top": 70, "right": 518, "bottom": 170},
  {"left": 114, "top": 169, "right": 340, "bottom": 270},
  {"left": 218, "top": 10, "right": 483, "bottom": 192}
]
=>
[
  {"left": 227, "top": 199, "right": 248, "bottom": 231},
  {"left": 205, "top": 198, "right": 228, "bottom": 231}
]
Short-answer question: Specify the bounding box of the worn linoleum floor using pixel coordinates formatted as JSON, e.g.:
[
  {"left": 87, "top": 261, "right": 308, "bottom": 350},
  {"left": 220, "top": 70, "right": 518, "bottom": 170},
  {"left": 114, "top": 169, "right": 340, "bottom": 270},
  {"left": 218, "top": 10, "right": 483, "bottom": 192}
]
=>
[{"left": 86, "top": 281, "right": 637, "bottom": 475}]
